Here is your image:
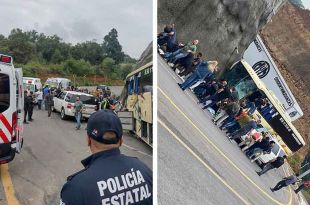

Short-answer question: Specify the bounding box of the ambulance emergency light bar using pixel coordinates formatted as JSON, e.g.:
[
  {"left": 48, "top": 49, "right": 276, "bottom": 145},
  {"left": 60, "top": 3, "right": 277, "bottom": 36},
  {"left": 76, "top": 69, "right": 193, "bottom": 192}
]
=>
[{"left": 0, "top": 54, "right": 13, "bottom": 64}]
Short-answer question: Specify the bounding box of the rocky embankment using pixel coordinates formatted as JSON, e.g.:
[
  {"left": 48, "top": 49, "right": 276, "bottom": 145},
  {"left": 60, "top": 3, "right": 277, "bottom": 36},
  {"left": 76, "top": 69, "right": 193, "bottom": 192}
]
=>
[
  {"left": 158, "top": 0, "right": 286, "bottom": 70},
  {"left": 260, "top": 3, "right": 310, "bottom": 163}
]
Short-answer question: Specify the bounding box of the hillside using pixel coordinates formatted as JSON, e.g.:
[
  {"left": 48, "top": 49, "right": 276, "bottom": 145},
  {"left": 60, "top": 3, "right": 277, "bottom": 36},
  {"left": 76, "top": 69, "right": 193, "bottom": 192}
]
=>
[{"left": 260, "top": 2, "right": 310, "bottom": 164}]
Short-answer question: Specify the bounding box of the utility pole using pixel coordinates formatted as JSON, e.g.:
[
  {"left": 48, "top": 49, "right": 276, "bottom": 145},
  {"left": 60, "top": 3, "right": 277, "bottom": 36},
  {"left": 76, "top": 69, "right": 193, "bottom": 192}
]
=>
[{"left": 73, "top": 74, "right": 76, "bottom": 87}]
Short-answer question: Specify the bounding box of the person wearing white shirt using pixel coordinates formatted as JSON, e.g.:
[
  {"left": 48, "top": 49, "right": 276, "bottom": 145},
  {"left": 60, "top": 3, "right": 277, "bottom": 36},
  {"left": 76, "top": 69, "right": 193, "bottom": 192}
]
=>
[{"left": 36, "top": 89, "right": 43, "bottom": 110}]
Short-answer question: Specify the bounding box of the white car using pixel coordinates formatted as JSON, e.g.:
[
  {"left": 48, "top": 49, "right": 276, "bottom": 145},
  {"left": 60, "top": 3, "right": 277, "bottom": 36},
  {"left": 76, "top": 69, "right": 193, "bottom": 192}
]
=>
[
  {"left": 256, "top": 137, "right": 286, "bottom": 164},
  {"left": 53, "top": 91, "right": 98, "bottom": 120}
]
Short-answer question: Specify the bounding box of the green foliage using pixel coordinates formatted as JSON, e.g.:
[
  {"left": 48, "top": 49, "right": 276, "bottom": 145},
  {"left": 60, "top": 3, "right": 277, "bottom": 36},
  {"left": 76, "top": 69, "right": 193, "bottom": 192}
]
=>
[
  {"left": 288, "top": 154, "right": 302, "bottom": 173},
  {"left": 62, "top": 58, "right": 94, "bottom": 76},
  {"left": 0, "top": 28, "right": 137, "bottom": 83},
  {"left": 102, "top": 28, "right": 125, "bottom": 63},
  {"left": 7, "top": 29, "right": 36, "bottom": 64}
]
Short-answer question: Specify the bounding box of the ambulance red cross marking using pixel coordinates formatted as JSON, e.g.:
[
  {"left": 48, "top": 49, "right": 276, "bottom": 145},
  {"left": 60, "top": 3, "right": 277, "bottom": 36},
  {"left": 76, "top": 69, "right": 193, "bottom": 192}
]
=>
[{"left": 0, "top": 113, "right": 12, "bottom": 134}]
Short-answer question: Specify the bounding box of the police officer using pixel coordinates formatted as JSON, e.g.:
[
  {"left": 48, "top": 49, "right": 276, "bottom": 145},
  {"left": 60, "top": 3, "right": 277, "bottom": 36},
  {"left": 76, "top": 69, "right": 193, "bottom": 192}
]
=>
[
  {"left": 45, "top": 90, "right": 53, "bottom": 117},
  {"left": 23, "top": 90, "right": 30, "bottom": 124},
  {"left": 60, "top": 110, "right": 153, "bottom": 205},
  {"left": 28, "top": 91, "right": 35, "bottom": 121}
]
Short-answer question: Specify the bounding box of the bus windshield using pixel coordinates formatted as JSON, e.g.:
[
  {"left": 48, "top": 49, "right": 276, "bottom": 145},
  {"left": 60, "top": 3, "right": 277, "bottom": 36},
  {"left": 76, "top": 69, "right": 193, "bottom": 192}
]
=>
[
  {"left": 223, "top": 62, "right": 258, "bottom": 99},
  {"left": 0, "top": 73, "right": 10, "bottom": 113}
]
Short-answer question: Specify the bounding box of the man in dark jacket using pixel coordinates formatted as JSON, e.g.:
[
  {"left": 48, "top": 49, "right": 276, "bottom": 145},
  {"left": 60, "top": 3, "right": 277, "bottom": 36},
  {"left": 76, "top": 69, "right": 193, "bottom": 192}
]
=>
[
  {"left": 246, "top": 137, "right": 275, "bottom": 160},
  {"left": 229, "top": 119, "right": 261, "bottom": 140},
  {"left": 28, "top": 91, "right": 35, "bottom": 121},
  {"left": 256, "top": 156, "right": 287, "bottom": 176},
  {"left": 271, "top": 174, "right": 299, "bottom": 192},
  {"left": 23, "top": 90, "right": 30, "bottom": 124},
  {"left": 60, "top": 110, "right": 152, "bottom": 205},
  {"left": 45, "top": 90, "right": 53, "bottom": 117}
]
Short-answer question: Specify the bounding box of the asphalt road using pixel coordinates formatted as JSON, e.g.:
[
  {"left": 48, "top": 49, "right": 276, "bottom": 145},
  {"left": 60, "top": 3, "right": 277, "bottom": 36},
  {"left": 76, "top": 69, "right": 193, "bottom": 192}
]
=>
[
  {"left": 0, "top": 108, "right": 152, "bottom": 205},
  {"left": 157, "top": 55, "right": 301, "bottom": 205}
]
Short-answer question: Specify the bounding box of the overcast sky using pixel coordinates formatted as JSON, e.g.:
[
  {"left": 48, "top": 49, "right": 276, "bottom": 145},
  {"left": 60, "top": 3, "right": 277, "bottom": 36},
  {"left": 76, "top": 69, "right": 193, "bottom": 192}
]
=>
[{"left": 0, "top": 0, "right": 152, "bottom": 59}]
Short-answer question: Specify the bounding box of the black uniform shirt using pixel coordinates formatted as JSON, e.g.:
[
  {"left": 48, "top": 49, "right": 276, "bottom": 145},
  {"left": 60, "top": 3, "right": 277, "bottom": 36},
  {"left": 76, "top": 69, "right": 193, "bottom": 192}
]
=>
[
  {"left": 271, "top": 157, "right": 284, "bottom": 168},
  {"left": 60, "top": 148, "right": 152, "bottom": 205}
]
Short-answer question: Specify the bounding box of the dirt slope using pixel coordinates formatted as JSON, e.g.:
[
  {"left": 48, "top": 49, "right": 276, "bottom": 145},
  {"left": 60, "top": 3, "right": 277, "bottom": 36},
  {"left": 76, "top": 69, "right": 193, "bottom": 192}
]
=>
[{"left": 260, "top": 3, "right": 310, "bottom": 162}]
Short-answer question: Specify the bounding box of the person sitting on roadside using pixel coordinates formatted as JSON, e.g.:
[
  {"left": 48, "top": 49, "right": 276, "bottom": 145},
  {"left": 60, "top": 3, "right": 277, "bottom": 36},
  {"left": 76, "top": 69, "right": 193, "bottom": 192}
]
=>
[
  {"left": 228, "top": 118, "right": 261, "bottom": 140},
  {"left": 178, "top": 60, "right": 218, "bottom": 91},
  {"left": 213, "top": 99, "right": 240, "bottom": 126},
  {"left": 224, "top": 109, "right": 253, "bottom": 134},
  {"left": 164, "top": 40, "right": 199, "bottom": 65},
  {"left": 179, "top": 52, "right": 203, "bottom": 77},
  {"left": 256, "top": 155, "right": 287, "bottom": 176},
  {"left": 245, "top": 136, "right": 275, "bottom": 160},
  {"left": 172, "top": 52, "right": 195, "bottom": 72},
  {"left": 241, "top": 99, "right": 257, "bottom": 116},
  {"left": 158, "top": 24, "right": 174, "bottom": 45},
  {"left": 195, "top": 79, "right": 219, "bottom": 101},
  {"left": 201, "top": 79, "right": 231, "bottom": 111}
]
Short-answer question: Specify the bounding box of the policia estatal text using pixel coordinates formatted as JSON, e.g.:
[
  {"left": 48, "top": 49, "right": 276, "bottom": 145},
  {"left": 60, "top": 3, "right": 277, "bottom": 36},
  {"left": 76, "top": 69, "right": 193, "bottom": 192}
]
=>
[{"left": 60, "top": 110, "right": 152, "bottom": 205}]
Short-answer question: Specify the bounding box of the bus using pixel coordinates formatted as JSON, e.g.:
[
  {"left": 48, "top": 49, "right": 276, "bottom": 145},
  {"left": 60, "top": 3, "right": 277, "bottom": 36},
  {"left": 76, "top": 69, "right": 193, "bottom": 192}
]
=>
[
  {"left": 222, "top": 60, "right": 305, "bottom": 153},
  {"left": 118, "top": 62, "right": 153, "bottom": 146},
  {"left": 243, "top": 35, "right": 303, "bottom": 121}
]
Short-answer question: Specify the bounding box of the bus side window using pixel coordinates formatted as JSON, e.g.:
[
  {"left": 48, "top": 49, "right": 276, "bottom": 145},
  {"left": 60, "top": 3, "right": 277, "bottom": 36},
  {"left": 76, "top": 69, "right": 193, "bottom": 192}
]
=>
[
  {"left": 134, "top": 75, "right": 140, "bottom": 94},
  {"left": 128, "top": 77, "right": 134, "bottom": 95}
]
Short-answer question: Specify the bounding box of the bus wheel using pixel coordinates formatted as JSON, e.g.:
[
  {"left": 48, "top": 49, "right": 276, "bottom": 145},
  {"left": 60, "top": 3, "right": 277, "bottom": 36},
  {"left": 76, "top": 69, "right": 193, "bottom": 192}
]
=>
[{"left": 60, "top": 108, "right": 67, "bottom": 120}]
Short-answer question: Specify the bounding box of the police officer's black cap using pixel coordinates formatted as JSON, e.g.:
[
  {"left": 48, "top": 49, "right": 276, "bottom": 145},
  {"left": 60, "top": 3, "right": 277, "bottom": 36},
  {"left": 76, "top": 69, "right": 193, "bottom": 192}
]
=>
[{"left": 86, "top": 110, "right": 123, "bottom": 144}]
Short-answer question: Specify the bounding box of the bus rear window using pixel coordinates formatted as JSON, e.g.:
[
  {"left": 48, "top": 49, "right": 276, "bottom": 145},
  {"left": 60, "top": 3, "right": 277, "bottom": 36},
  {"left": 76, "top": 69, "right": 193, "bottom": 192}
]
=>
[{"left": 0, "top": 74, "right": 10, "bottom": 113}]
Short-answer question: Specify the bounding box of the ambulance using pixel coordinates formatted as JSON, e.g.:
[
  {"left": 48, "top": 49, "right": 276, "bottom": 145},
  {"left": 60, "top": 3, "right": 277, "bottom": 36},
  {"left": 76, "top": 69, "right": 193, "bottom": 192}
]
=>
[
  {"left": 0, "top": 54, "right": 24, "bottom": 164},
  {"left": 23, "top": 77, "right": 42, "bottom": 92}
]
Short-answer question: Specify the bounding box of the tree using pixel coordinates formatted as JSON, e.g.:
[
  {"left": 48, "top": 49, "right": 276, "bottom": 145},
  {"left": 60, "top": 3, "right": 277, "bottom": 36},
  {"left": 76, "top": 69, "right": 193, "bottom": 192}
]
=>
[
  {"left": 7, "top": 29, "right": 36, "bottom": 64},
  {"left": 71, "top": 41, "right": 103, "bottom": 65},
  {"left": 62, "top": 58, "right": 94, "bottom": 76},
  {"left": 100, "top": 57, "right": 115, "bottom": 77},
  {"left": 102, "top": 28, "right": 125, "bottom": 63}
]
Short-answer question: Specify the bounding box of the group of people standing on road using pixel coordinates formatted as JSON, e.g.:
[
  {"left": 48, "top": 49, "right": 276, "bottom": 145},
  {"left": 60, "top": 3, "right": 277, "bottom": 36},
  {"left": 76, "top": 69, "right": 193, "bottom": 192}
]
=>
[{"left": 158, "top": 23, "right": 308, "bottom": 194}]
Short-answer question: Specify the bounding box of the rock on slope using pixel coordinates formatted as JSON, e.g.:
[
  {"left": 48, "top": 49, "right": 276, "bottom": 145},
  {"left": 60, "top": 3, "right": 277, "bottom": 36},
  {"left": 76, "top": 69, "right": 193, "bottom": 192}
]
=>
[{"left": 158, "top": 0, "right": 286, "bottom": 69}]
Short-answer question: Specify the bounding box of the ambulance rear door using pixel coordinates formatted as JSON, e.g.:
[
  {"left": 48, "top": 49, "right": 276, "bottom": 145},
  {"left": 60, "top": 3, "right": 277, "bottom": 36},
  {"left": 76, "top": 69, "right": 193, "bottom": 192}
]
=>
[
  {"left": 15, "top": 68, "right": 24, "bottom": 153},
  {"left": 0, "top": 54, "right": 17, "bottom": 163}
]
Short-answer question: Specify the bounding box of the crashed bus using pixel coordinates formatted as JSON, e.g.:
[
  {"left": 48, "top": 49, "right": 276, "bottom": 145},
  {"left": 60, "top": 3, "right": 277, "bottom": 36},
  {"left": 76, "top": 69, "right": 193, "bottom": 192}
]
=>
[
  {"left": 222, "top": 60, "right": 305, "bottom": 154},
  {"left": 118, "top": 62, "right": 153, "bottom": 147}
]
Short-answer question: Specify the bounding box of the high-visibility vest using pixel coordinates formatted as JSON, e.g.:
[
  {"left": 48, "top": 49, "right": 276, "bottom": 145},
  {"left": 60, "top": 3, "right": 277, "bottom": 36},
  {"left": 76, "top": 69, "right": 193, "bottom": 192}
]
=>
[{"left": 99, "top": 100, "right": 109, "bottom": 110}]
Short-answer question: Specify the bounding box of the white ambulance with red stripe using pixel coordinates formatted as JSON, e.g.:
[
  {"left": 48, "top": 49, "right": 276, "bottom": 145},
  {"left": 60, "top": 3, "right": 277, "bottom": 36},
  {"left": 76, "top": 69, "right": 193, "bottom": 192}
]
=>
[{"left": 0, "top": 54, "right": 24, "bottom": 164}]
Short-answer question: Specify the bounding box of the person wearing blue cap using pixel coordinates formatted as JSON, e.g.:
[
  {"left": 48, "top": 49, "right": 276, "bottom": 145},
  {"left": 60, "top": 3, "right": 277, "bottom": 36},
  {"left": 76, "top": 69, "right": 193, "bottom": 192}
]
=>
[{"left": 60, "top": 110, "right": 153, "bottom": 205}]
